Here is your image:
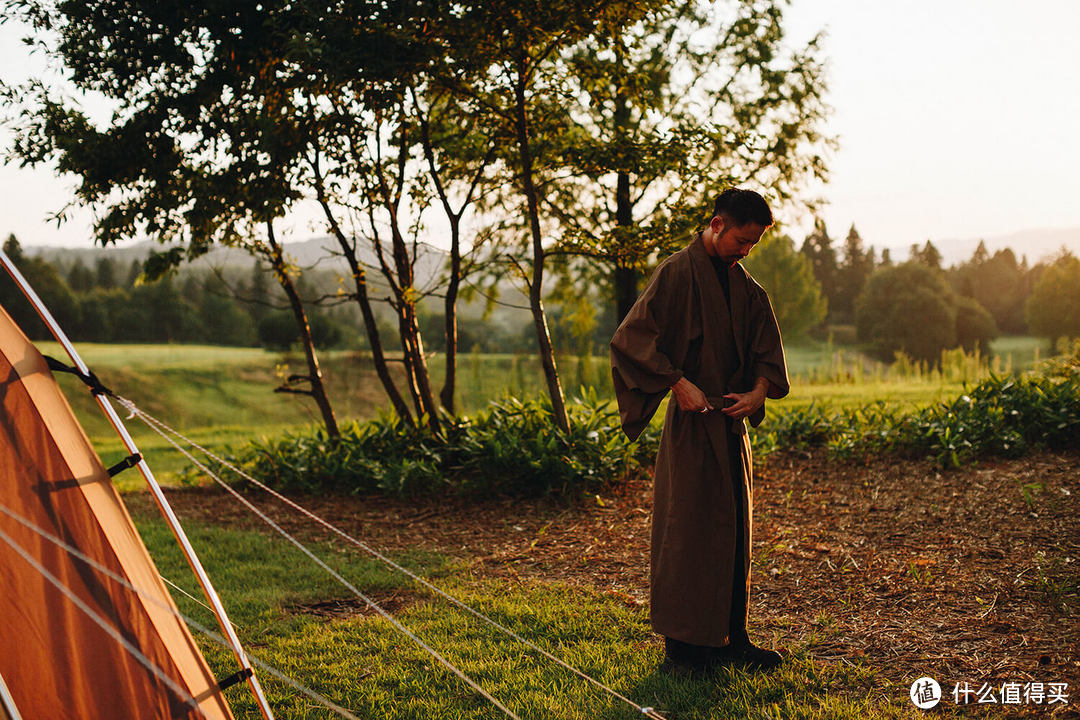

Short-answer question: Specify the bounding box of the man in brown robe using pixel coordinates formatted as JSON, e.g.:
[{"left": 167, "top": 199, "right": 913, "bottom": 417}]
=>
[{"left": 610, "top": 188, "right": 789, "bottom": 672}]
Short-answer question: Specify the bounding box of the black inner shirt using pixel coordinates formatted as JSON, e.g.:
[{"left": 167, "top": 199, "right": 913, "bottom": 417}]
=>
[{"left": 709, "top": 254, "right": 733, "bottom": 313}]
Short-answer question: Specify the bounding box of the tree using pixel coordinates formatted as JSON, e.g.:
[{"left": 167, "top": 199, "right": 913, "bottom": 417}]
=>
[
  {"left": 833, "top": 224, "right": 874, "bottom": 324},
  {"left": 75, "top": 287, "right": 116, "bottom": 341},
  {"left": 550, "top": 1, "right": 832, "bottom": 323},
  {"left": 434, "top": 0, "right": 642, "bottom": 433},
  {"left": 95, "top": 257, "right": 117, "bottom": 289},
  {"left": 741, "top": 233, "right": 826, "bottom": 342},
  {"left": 245, "top": 261, "right": 272, "bottom": 327},
  {"left": 66, "top": 258, "right": 95, "bottom": 292},
  {"left": 799, "top": 217, "right": 837, "bottom": 318},
  {"left": 5, "top": 0, "right": 349, "bottom": 440},
  {"left": 124, "top": 259, "right": 141, "bottom": 288},
  {"left": 855, "top": 262, "right": 957, "bottom": 363},
  {"left": 198, "top": 276, "right": 257, "bottom": 346},
  {"left": 950, "top": 245, "right": 1031, "bottom": 334},
  {"left": 1026, "top": 251, "right": 1080, "bottom": 341},
  {"left": 954, "top": 295, "right": 997, "bottom": 354},
  {"left": 1, "top": 235, "right": 81, "bottom": 340},
  {"left": 410, "top": 86, "right": 497, "bottom": 414},
  {"left": 909, "top": 240, "right": 943, "bottom": 271}
]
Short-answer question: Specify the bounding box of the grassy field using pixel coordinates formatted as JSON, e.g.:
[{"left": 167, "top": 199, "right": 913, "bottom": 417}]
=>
[
  {"left": 39, "top": 336, "right": 1051, "bottom": 489},
  {"left": 134, "top": 511, "right": 915, "bottom": 720},
  {"left": 37, "top": 337, "right": 1063, "bottom": 718}
]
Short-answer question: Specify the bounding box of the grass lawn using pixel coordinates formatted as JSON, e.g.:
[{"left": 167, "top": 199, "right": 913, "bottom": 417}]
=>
[
  {"left": 30, "top": 338, "right": 1073, "bottom": 717},
  {"left": 133, "top": 510, "right": 910, "bottom": 719},
  {"left": 127, "top": 440, "right": 1080, "bottom": 719}
]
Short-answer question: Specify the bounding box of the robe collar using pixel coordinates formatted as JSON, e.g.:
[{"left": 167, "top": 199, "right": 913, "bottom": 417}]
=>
[{"left": 687, "top": 232, "right": 750, "bottom": 373}]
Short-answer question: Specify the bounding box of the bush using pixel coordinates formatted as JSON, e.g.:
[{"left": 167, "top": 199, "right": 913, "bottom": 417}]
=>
[
  {"left": 756, "top": 361, "right": 1080, "bottom": 468},
  {"left": 211, "top": 391, "right": 647, "bottom": 498},
  {"left": 202, "top": 348, "right": 1080, "bottom": 497}
]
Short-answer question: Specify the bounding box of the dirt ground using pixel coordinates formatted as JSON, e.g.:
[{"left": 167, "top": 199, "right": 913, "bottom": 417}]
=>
[{"left": 131, "top": 449, "right": 1080, "bottom": 715}]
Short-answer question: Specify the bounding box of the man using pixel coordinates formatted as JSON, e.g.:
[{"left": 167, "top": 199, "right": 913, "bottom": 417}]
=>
[{"left": 609, "top": 188, "right": 789, "bottom": 673}]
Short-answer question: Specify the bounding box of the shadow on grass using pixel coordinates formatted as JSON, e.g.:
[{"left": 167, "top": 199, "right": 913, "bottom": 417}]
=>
[{"left": 597, "top": 648, "right": 902, "bottom": 720}]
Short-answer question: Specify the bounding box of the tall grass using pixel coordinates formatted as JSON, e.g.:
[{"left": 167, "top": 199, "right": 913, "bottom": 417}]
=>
[{"left": 755, "top": 345, "right": 1080, "bottom": 468}]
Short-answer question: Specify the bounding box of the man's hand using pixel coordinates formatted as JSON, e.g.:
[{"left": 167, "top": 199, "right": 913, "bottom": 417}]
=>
[
  {"left": 670, "top": 377, "right": 714, "bottom": 413},
  {"left": 721, "top": 377, "right": 771, "bottom": 420}
]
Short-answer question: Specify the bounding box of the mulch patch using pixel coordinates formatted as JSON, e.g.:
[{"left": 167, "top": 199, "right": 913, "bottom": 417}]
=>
[
  {"left": 127, "top": 449, "right": 1080, "bottom": 714},
  {"left": 288, "top": 589, "right": 419, "bottom": 620}
]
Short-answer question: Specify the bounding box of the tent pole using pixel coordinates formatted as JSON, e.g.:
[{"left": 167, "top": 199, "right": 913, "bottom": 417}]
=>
[
  {"left": 0, "top": 670, "right": 22, "bottom": 720},
  {"left": 0, "top": 249, "right": 276, "bottom": 720}
]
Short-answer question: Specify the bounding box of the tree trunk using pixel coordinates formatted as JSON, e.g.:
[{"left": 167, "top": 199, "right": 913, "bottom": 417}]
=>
[
  {"left": 264, "top": 221, "right": 339, "bottom": 438},
  {"left": 513, "top": 57, "right": 570, "bottom": 434},
  {"left": 386, "top": 215, "right": 442, "bottom": 434},
  {"left": 315, "top": 197, "right": 414, "bottom": 424},
  {"left": 614, "top": 169, "right": 639, "bottom": 322},
  {"left": 612, "top": 48, "right": 640, "bottom": 324},
  {"left": 441, "top": 219, "right": 461, "bottom": 413}
]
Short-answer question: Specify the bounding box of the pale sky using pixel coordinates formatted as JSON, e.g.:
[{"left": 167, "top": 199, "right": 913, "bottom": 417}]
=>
[{"left": 2, "top": 1, "right": 1079, "bottom": 257}]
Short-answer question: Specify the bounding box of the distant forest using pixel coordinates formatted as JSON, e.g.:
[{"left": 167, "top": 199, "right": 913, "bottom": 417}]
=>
[
  {"left": 0, "top": 233, "right": 573, "bottom": 354},
  {"left": 2, "top": 227, "right": 1078, "bottom": 360}
]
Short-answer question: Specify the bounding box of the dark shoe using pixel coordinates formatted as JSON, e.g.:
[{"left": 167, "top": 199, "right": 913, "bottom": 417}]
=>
[
  {"left": 658, "top": 657, "right": 705, "bottom": 678},
  {"left": 660, "top": 636, "right": 713, "bottom": 676},
  {"left": 713, "top": 640, "right": 784, "bottom": 671}
]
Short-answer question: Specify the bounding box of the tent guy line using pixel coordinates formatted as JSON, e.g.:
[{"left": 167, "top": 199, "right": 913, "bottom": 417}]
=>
[
  {"left": 160, "top": 575, "right": 244, "bottom": 631},
  {"left": 140, "top": 417, "right": 527, "bottom": 720},
  {"left": 0, "top": 524, "right": 211, "bottom": 720},
  {"left": 2, "top": 244, "right": 665, "bottom": 720},
  {"left": 0, "top": 245, "right": 276, "bottom": 720},
  {"left": 120, "top": 396, "right": 670, "bottom": 720},
  {"left": 0, "top": 502, "right": 364, "bottom": 720}
]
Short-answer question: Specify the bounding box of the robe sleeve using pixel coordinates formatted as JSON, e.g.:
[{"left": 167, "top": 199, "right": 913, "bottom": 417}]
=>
[
  {"left": 609, "top": 257, "right": 694, "bottom": 441},
  {"left": 747, "top": 279, "right": 790, "bottom": 401}
]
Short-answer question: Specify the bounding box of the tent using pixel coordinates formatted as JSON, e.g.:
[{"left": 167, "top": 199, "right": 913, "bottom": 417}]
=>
[{"left": 0, "top": 302, "right": 234, "bottom": 719}]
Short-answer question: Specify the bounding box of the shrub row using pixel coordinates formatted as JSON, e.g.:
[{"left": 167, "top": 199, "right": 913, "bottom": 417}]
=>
[
  {"left": 755, "top": 354, "right": 1080, "bottom": 468},
  {"left": 205, "top": 352, "right": 1078, "bottom": 497},
  {"left": 208, "top": 389, "right": 646, "bottom": 497}
]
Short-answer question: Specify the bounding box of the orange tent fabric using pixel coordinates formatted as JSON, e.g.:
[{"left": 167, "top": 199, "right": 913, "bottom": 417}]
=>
[{"left": 0, "top": 304, "right": 233, "bottom": 720}]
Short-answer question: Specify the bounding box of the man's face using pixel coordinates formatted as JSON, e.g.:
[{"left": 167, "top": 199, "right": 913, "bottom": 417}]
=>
[{"left": 711, "top": 216, "right": 767, "bottom": 266}]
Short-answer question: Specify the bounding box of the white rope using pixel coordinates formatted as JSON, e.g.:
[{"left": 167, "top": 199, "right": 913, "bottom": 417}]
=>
[
  {"left": 0, "top": 524, "right": 211, "bottom": 720},
  {"left": 119, "top": 397, "right": 669, "bottom": 720},
  {"left": 0, "top": 503, "right": 362, "bottom": 720},
  {"left": 161, "top": 576, "right": 244, "bottom": 631},
  {"left": 125, "top": 412, "right": 524, "bottom": 720}
]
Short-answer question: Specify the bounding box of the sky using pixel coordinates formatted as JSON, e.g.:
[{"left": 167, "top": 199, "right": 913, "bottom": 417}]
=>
[{"left": 2, "top": 1, "right": 1079, "bottom": 259}]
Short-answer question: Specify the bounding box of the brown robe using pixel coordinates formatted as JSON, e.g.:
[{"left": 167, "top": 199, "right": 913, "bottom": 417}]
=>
[{"left": 610, "top": 234, "right": 789, "bottom": 646}]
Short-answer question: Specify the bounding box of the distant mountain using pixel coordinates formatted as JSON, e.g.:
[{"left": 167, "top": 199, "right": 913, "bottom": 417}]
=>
[
  {"left": 27, "top": 236, "right": 451, "bottom": 289},
  {"left": 879, "top": 227, "right": 1080, "bottom": 267}
]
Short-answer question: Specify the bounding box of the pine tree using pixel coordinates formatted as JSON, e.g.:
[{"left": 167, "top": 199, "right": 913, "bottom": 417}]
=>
[
  {"left": 799, "top": 217, "right": 838, "bottom": 319},
  {"left": 95, "top": 257, "right": 117, "bottom": 289},
  {"left": 67, "top": 258, "right": 95, "bottom": 292},
  {"left": 833, "top": 224, "right": 875, "bottom": 324}
]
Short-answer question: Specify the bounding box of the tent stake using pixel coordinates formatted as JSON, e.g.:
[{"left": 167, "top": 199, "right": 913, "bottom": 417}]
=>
[{"left": 0, "top": 248, "right": 275, "bottom": 720}]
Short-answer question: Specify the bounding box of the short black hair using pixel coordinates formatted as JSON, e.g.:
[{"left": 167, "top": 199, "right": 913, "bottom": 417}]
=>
[{"left": 712, "top": 188, "right": 773, "bottom": 227}]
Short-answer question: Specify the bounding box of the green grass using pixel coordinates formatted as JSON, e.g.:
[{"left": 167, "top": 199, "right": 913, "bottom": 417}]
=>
[
  {"left": 135, "top": 513, "right": 923, "bottom": 719},
  {"left": 51, "top": 340, "right": 1052, "bottom": 715},
  {"left": 91, "top": 423, "right": 297, "bottom": 492},
  {"left": 33, "top": 342, "right": 281, "bottom": 370}
]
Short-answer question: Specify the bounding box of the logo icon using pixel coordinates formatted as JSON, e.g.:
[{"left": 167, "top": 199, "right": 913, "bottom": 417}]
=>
[{"left": 911, "top": 677, "right": 942, "bottom": 709}]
